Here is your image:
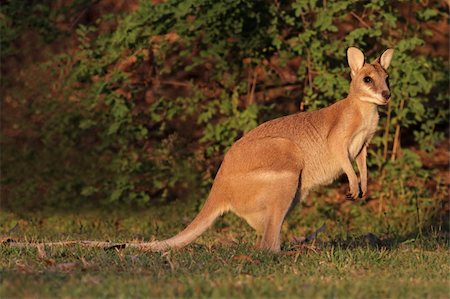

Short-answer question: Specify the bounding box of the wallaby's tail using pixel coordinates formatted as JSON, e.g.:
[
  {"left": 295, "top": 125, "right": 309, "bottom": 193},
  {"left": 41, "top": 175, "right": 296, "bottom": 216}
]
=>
[{"left": 144, "top": 188, "right": 227, "bottom": 251}]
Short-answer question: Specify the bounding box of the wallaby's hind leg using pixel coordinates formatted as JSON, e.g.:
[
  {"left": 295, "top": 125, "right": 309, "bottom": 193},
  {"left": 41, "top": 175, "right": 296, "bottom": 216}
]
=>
[
  {"left": 221, "top": 136, "right": 304, "bottom": 252},
  {"left": 230, "top": 171, "right": 300, "bottom": 252},
  {"left": 258, "top": 177, "right": 300, "bottom": 252}
]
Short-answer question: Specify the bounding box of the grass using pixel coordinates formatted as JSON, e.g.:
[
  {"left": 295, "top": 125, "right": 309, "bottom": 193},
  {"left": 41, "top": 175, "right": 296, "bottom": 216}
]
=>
[{"left": 0, "top": 202, "right": 449, "bottom": 298}]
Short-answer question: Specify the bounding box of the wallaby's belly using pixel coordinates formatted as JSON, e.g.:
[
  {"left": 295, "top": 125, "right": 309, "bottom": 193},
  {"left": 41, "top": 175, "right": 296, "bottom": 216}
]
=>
[{"left": 300, "top": 147, "right": 343, "bottom": 191}]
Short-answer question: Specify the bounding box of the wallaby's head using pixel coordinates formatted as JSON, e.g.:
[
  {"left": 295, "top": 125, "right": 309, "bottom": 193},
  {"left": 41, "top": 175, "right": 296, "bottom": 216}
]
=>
[{"left": 347, "top": 47, "right": 394, "bottom": 105}]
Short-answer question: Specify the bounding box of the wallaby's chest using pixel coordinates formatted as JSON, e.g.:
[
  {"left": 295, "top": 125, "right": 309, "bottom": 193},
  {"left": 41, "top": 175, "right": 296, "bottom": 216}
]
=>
[{"left": 348, "top": 111, "right": 379, "bottom": 159}]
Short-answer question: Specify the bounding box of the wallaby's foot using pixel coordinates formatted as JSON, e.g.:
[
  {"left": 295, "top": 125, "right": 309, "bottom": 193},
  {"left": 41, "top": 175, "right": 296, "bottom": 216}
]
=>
[{"left": 258, "top": 241, "right": 281, "bottom": 253}]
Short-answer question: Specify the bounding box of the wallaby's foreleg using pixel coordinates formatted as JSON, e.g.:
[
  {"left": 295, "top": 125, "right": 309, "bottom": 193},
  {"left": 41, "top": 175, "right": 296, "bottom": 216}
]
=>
[
  {"left": 355, "top": 145, "right": 368, "bottom": 197},
  {"left": 334, "top": 142, "right": 360, "bottom": 200}
]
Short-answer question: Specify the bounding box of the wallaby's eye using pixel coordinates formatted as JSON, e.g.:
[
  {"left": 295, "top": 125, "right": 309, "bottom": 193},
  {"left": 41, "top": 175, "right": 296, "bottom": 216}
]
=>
[{"left": 363, "top": 76, "right": 372, "bottom": 83}]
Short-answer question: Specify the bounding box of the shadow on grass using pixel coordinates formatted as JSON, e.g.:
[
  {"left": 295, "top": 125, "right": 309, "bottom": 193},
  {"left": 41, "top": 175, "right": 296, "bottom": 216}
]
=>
[
  {"left": 285, "top": 223, "right": 449, "bottom": 253},
  {"left": 326, "top": 232, "right": 449, "bottom": 250}
]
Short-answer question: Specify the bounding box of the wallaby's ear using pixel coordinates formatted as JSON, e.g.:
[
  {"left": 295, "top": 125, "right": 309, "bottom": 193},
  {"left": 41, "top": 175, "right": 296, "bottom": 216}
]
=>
[
  {"left": 347, "top": 47, "right": 365, "bottom": 78},
  {"left": 378, "top": 48, "right": 394, "bottom": 69}
]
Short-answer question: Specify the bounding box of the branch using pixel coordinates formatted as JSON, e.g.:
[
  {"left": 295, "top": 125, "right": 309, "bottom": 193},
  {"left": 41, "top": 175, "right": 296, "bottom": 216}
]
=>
[{"left": 350, "top": 11, "right": 371, "bottom": 29}]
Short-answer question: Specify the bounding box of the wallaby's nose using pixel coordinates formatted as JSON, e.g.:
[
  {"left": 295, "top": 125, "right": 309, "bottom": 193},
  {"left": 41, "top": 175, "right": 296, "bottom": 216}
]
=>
[{"left": 382, "top": 90, "right": 391, "bottom": 100}]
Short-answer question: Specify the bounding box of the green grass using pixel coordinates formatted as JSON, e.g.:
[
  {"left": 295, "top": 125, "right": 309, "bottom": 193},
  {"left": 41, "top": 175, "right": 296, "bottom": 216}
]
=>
[{"left": 0, "top": 205, "right": 449, "bottom": 298}]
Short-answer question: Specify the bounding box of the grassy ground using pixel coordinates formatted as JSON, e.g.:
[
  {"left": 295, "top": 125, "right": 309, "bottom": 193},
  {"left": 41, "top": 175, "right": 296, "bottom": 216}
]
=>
[{"left": 0, "top": 203, "right": 449, "bottom": 298}]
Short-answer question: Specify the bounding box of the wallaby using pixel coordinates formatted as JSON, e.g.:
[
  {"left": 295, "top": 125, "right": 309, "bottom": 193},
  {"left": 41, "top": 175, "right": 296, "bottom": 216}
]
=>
[{"left": 147, "top": 47, "right": 394, "bottom": 252}]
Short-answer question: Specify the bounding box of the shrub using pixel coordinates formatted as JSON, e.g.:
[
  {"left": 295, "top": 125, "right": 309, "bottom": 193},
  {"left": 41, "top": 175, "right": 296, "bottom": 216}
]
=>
[{"left": 1, "top": 0, "right": 448, "bottom": 217}]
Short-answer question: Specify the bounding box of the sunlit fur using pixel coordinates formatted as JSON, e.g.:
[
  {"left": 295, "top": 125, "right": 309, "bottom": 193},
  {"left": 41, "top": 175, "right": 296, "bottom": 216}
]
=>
[{"left": 146, "top": 47, "right": 394, "bottom": 253}]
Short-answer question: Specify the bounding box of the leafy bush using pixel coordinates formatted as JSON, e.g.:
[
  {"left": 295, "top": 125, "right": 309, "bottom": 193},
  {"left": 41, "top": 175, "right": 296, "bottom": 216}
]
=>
[{"left": 1, "top": 0, "right": 448, "bottom": 220}]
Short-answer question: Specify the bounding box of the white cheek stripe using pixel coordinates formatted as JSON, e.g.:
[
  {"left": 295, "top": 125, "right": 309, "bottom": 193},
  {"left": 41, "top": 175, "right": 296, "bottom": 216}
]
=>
[{"left": 361, "top": 85, "right": 385, "bottom": 104}]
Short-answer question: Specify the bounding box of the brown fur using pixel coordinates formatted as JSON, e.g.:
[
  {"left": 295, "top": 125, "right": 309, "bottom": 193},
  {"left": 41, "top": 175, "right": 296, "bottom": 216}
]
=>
[{"left": 147, "top": 47, "right": 394, "bottom": 252}]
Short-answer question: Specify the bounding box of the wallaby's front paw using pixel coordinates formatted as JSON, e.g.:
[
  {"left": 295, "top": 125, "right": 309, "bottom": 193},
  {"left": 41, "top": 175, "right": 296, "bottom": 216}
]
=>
[
  {"left": 346, "top": 184, "right": 360, "bottom": 201},
  {"left": 358, "top": 182, "right": 367, "bottom": 199},
  {"left": 346, "top": 192, "right": 356, "bottom": 201},
  {"left": 358, "top": 190, "right": 367, "bottom": 199},
  {"left": 345, "top": 192, "right": 359, "bottom": 201}
]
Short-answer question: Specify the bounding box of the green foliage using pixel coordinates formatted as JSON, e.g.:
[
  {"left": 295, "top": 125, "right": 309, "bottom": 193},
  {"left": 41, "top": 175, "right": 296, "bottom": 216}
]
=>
[
  {"left": 198, "top": 90, "right": 260, "bottom": 156},
  {"left": 1, "top": 0, "right": 448, "bottom": 210}
]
